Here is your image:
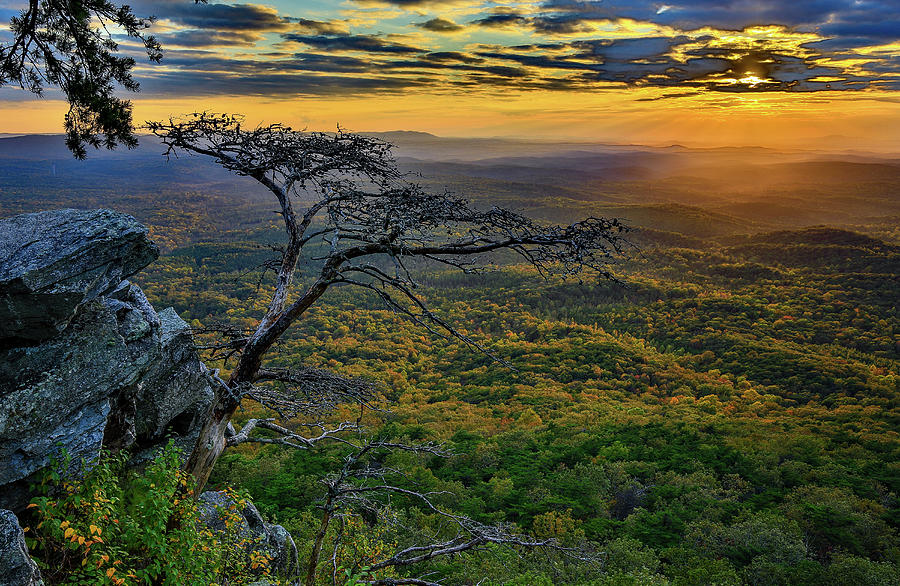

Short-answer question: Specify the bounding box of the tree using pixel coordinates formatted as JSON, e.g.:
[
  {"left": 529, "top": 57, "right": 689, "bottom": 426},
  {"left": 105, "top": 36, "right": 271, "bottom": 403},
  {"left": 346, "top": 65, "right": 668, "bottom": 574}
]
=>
[
  {"left": 0, "top": 1, "right": 202, "bottom": 157},
  {"left": 297, "top": 438, "right": 594, "bottom": 586},
  {"left": 147, "top": 112, "right": 630, "bottom": 493},
  {"left": 147, "top": 114, "right": 627, "bottom": 585}
]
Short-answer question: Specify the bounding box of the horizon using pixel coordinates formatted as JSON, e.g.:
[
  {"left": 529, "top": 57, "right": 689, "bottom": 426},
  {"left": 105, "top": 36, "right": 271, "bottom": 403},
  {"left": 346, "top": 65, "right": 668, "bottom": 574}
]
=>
[{"left": 2, "top": 129, "right": 900, "bottom": 158}]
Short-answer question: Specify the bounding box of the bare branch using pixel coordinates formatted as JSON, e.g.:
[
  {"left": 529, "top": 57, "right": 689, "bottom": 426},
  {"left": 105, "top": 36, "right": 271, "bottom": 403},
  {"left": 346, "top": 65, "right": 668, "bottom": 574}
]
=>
[
  {"left": 312, "top": 438, "right": 601, "bottom": 585},
  {"left": 248, "top": 366, "right": 379, "bottom": 418},
  {"left": 147, "top": 112, "right": 630, "bottom": 495},
  {"left": 225, "top": 418, "right": 360, "bottom": 449}
]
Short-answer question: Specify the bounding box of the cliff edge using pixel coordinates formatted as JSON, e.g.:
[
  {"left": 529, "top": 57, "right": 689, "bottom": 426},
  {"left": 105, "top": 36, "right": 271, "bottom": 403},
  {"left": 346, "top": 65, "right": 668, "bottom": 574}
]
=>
[{"left": 0, "top": 209, "right": 214, "bottom": 511}]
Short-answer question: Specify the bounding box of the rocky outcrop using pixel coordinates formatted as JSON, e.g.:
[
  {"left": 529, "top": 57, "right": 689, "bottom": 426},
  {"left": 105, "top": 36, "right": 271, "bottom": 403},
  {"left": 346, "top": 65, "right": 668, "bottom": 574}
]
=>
[
  {"left": 0, "top": 209, "right": 159, "bottom": 343},
  {"left": 0, "top": 209, "right": 213, "bottom": 512},
  {"left": 0, "top": 510, "right": 44, "bottom": 586},
  {"left": 199, "top": 491, "right": 299, "bottom": 580},
  {"left": 0, "top": 208, "right": 300, "bottom": 584}
]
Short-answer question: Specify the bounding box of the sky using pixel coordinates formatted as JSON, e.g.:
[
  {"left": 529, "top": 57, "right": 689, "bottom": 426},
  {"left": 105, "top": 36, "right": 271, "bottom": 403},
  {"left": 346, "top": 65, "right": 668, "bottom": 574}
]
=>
[{"left": 1, "top": 0, "right": 900, "bottom": 150}]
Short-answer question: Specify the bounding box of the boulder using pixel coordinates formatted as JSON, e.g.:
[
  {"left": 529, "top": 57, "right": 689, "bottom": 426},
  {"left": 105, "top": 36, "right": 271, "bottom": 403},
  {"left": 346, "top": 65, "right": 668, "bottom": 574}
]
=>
[
  {"left": 0, "top": 210, "right": 212, "bottom": 512},
  {"left": 199, "top": 491, "right": 299, "bottom": 580},
  {"left": 0, "top": 301, "right": 132, "bottom": 509},
  {"left": 0, "top": 209, "right": 158, "bottom": 343},
  {"left": 135, "top": 307, "right": 214, "bottom": 442},
  {"left": 0, "top": 510, "right": 44, "bottom": 586}
]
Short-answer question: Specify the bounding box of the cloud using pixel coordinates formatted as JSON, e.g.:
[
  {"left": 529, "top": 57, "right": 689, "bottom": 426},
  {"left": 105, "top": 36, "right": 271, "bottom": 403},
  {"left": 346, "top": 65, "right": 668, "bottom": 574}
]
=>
[
  {"left": 138, "top": 69, "right": 431, "bottom": 97},
  {"left": 281, "top": 34, "right": 424, "bottom": 54},
  {"left": 290, "top": 18, "right": 351, "bottom": 36},
  {"left": 473, "top": 14, "right": 530, "bottom": 29},
  {"left": 27, "top": 0, "right": 894, "bottom": 101},
  {"left": 350, "top": 0, "right": 482, "bottom": 8},
  {"left": 147, "top": 2, "right": 293, "bottom": 32},
  {"left": 537, "top": 1, "right": 852, "bottom": 31},
  {"left": 416, "top": 18, "right": 465, "bottom": 32},
  {"left": 154, "top": 29, "right": 265, "bottom": 48},
  {"left": 422, "top": 51, "right": 485, "bottom": 64}
]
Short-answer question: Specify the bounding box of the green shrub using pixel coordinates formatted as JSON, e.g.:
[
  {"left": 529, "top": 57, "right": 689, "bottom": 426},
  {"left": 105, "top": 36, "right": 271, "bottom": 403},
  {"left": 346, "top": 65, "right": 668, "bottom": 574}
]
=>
[
  {"left": 25, "top": 443, "right": 273, "bottom": 585},
  {"left": 826, "top": 554, "right": 900, "bottom": 586}
]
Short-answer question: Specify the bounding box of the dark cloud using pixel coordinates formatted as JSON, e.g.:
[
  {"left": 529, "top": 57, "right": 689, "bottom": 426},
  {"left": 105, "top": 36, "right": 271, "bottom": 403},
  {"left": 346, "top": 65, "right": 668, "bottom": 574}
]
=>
[
  {"left": 416, "top": 18, "right": 465, "bottom": 33},
  {"left": 422, "top": 52, "right": 485, "bottom": 64},
  {"left": 145, "top": 2, "right": 293, "bottom": 32},
  {"left": 155, "top": 30, "right": 263, "bottom": 48},
  {"left": 137, "top": 69, "right": 431, "bottom": 97},
  {"left": 386, "top": 58, "right": 528, "bottom": 78},
  {"left": 821, "top": 19, "right": 900, "bottom": 40},
  {"left": 351, "top": 0, "right": 448, "bottom": 6},
  {"left": 635, "top": 90, "right": 703, "bottom": 101},
  {"left": 290, "top": 18, "right": 351, "bottom": 36},
  {"left": 474, "top": 50, "right": 604, "bottom": 72},
  {"left": 571, "top": 37, "right": 690, "bottom": 61},
  {"left": 473, "top": 36, "right": 874, "bottom": 93},
  {"left": 282, "top": 34, "right": 424, "bottom": 54},
  {"left": 473, "top": 14, "right": 530, "bottom": 28},
  {"left": 538, "top": 1, "right": 853, "bottom": 31},
  {"left": 285, "top": 54, "right": 374, "bottom": 74}
]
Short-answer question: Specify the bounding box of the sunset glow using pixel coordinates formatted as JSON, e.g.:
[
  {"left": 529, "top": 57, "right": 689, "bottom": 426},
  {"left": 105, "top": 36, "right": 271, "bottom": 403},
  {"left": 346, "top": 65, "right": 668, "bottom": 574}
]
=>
[{"left": 1, "top": 1, "right": 899, "bottom": 150}]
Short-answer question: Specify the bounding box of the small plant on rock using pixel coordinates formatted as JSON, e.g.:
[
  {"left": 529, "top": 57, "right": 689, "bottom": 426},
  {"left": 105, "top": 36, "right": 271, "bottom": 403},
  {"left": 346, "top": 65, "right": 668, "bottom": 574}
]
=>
[{"left": 24, "top": 443, "right": 272, "bottom": 585}]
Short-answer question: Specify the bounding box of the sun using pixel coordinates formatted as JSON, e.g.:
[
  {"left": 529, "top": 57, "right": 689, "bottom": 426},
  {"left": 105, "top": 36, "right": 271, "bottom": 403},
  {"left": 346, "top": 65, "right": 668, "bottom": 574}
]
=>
[{"left": 735, "top": 73, "right": 770, "bottom": 88}]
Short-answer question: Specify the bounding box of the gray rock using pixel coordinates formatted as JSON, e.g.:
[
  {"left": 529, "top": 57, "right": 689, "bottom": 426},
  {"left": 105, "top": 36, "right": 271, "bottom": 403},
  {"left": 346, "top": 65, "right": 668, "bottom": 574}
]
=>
[
  {"left": 0, "top": 209, "right": 158, "bottom": 342},
  {"left": 0, "top": 301, "right": 139, "bottom": 510},
  {"left": 264, "top": 524, "right": 299, "bottom": 581},
  {"left": 199, "top": 491, "right": 299, "bottom": 580},
  {"left": 0, "top": 210, "right": 212, "bottom": 512},
  {"left": 134, "top": 307, "right": 214, "bottom": 442},
  {"left": 198, "top": 491, "right": 251, "bottom": 536},
  {"left": 0, "top": 510, "right": 44, "bottom": 586}
]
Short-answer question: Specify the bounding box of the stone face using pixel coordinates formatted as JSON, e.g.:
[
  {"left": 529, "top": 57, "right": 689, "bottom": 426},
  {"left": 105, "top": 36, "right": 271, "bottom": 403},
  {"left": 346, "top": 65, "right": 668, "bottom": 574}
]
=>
[
  {"left": 0, "top": 301, "right": 143, "bottom": 438},
  {"left": 0, "top": 210, "right": 212, "bottom": 512},
  {"left": 0, "top": 209, "right": 289, "bottom": 586},
  {"left": 199, "top": 491, "right": 299, "bottom": 580},
  {"left": 264, "top": 524, "right": 299, "bottom": 580},
  {"left": 0, "top": 209, "right": 159, "bottom": 342},
  {"left": 0, "top": 510, "right": 44, "bottom": 586},
  {"left": 0, "top": 301, "right": 133, "bottom": 509},
  {"left": 135, "top": 307, "right": 214, "bottom": 442}
]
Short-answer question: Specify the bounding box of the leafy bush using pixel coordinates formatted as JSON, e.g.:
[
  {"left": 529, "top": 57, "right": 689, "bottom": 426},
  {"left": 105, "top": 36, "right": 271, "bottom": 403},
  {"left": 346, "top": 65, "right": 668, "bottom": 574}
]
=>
[
  {"left": 825, "top": 554, "right": 900, "bottom": 586},
  {"left": 25, "top": 443, "right": 273, "bottom": 585}
]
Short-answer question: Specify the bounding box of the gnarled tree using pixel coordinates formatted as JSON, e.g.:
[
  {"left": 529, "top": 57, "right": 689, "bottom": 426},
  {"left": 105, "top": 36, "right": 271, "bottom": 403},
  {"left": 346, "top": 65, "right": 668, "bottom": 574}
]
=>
[{"left": 147, "top": 112, "right": 630, "bottom": 493}]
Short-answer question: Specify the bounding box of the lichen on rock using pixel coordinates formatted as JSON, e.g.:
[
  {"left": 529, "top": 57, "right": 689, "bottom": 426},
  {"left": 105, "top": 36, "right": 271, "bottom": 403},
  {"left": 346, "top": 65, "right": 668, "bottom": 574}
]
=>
[
  {"left": 199, "top": 491, "right": 300, "bottom": 580},
  {"left": 0, "top": 208, "right": 298, "bottom": 584},
  {"left": 0, "top": 209, "right": 159, "bottom": 343}
]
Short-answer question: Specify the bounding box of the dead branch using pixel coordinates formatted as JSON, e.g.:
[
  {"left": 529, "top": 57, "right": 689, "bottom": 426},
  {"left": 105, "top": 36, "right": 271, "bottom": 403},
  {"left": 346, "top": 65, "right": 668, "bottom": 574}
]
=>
[{"left": 145, "top": 112, "right": 629, "bottom": 495}]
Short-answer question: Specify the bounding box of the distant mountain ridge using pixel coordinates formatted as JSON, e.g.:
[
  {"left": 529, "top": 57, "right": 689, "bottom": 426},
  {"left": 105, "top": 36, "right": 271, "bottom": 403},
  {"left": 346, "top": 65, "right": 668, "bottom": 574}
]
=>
[{"left": 1, "top": 134, "right": 898, "bottom": 244}]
